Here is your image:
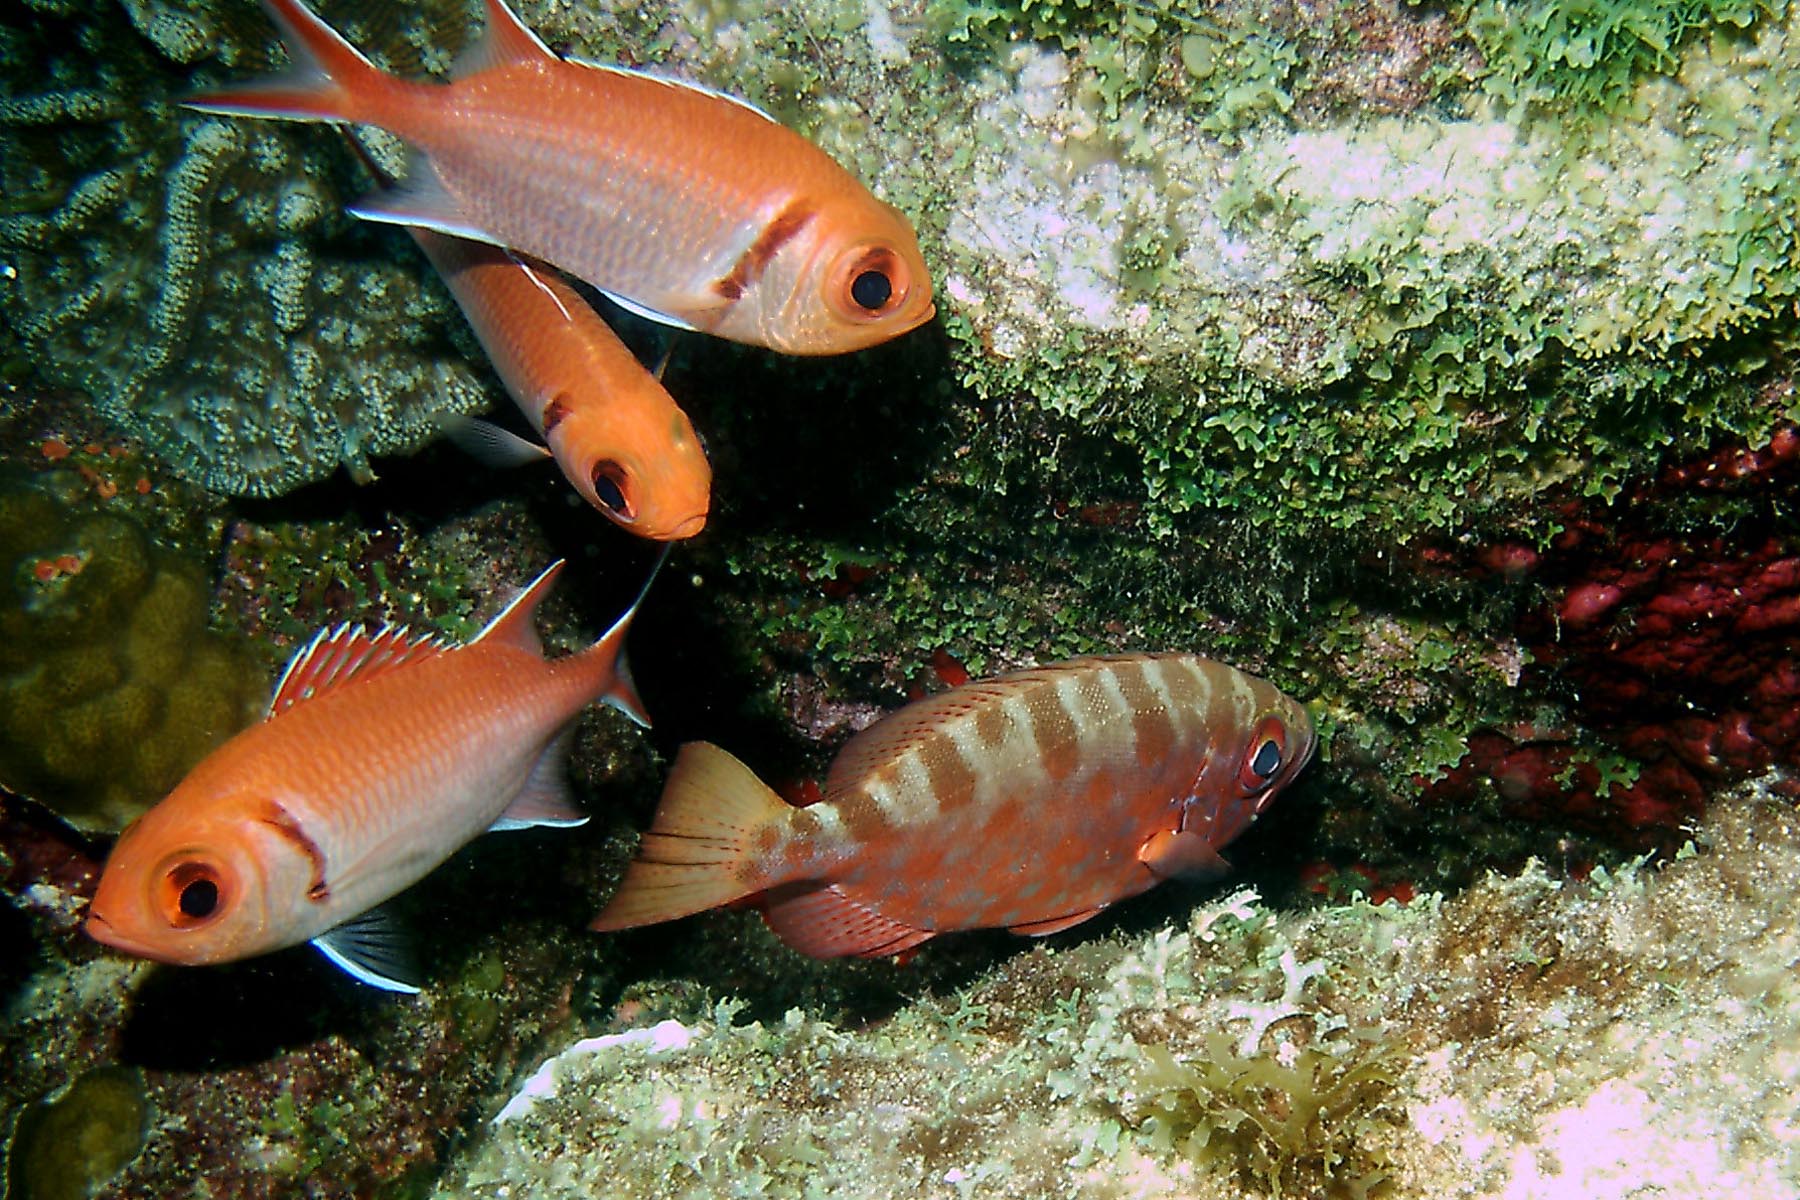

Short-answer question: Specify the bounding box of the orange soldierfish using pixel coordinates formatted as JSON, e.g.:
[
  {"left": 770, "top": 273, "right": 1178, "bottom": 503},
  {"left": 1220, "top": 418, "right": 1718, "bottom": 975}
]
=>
[
  {"left": 415, "top": 229, "right": 711, "bottom": 540},
  {"left": 188, "top": 0, "right": 935, "bottom": 355},
  {"left": 592, "top": 653, "right": 1315, "bottom": 958},
  {"left": 86, "top": 561, "right": 650, "bottom": 992}
]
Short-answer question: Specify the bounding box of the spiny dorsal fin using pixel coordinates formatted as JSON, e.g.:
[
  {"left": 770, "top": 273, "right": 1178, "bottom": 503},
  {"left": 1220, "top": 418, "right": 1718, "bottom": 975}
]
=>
[
  {"left": 472, "top": 559, "right": 564, "bottom": 656},
  {"left": 453, "top": 0, "right": 557, "bottom": 77},
  {"left": 268, "top": 622, "right": 449, "bottom": 717}
]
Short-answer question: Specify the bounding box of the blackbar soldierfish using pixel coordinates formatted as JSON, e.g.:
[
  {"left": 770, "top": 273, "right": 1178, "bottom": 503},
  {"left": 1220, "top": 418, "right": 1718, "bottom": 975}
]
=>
[
  {"left": 592, "top": 653, "right": 1314, "bottom": 958},
  {"left": 188, "top": 0, "right": 935, "bottom": 355},
  {"left": 416, "top": 229, "right": 711, "bottom": 541},
  {"left": 86, "top": 561, "right": 651, "bottom": 992}
]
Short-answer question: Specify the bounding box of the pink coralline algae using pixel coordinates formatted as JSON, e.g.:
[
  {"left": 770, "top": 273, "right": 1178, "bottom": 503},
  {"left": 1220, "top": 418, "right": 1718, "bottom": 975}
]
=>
[{"left": 1427, "top": 425, "right": 1800, "bottom": 849}]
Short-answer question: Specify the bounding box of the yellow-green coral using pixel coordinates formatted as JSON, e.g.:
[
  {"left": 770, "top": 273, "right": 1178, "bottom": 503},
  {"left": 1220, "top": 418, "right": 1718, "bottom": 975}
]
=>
[
  {"left": 4, "top": 1067, "right": 149, "bottom": 1200},
  {"left": 0, "top": 474, "right": 262, "bottom": 830}
]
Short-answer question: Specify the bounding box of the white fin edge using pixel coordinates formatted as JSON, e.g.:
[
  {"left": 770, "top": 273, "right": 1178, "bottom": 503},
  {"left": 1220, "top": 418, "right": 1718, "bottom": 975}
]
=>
[
  {"left": 313, "top": 911, "right": 421, "bottom": 994},
  {"left": 596, "top": 286, "right": 701, "bottom": 333},
  {"left": 567, "top": 60, "right": 777, "bottom": 122}
]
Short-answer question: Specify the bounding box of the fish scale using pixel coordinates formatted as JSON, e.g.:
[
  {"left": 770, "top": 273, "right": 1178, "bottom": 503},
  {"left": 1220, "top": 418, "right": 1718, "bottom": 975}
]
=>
[{"left": 592, "top": 652, "right": 1316, "bottom": 958}]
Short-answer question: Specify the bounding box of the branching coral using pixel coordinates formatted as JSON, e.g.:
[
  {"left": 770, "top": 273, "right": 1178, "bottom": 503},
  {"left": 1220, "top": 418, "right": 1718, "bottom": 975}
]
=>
[{"left": 0, "top": 1, "right": 493, "bottom": 495}]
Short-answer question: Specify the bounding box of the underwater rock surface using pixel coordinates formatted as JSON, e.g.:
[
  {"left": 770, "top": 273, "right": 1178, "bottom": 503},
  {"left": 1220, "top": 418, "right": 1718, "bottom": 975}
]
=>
[{"left": 438, "top": 786, "right": 1800, "bottom": 1199}]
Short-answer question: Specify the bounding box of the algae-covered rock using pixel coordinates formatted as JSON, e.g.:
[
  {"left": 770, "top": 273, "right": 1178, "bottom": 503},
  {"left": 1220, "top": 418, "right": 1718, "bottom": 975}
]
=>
[
  {"left": 0, "top": 473, "right": 262, "bottom": 830},
  {"left": 434, "top": 785, "right": 1800, "bottom": 1199},
  {"left": 4, "top": 1066, "right": 149, "bottom": 1200}
]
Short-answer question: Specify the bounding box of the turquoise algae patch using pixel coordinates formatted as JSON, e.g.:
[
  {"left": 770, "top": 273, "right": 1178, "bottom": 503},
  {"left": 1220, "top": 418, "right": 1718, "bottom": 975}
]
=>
[{"left": 0, "top": 473, "right": 262, "bottom": 831}]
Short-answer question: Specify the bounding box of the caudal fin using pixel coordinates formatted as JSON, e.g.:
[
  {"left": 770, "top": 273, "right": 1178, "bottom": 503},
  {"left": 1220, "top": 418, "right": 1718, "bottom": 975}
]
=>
[
  {"left": 580, "top": 545, "right": 669, "bottom": 728},
  {"left": 186, "top": 0, "right": 400, "bottom": 124},
  {"left": 590, "top": 742, "right": 793, "bottom": 931}
]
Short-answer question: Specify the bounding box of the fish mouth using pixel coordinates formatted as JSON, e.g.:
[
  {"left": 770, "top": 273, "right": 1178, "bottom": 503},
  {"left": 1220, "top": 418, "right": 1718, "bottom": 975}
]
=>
[
  {"left": 82, "top": 908, "right": 166, "bottom": 962},
  {"left": 664, "top": 512, "right": 707, "bottom": 541}
]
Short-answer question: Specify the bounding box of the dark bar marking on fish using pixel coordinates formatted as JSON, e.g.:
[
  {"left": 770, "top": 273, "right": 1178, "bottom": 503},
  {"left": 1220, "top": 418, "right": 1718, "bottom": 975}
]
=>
[
  {"left": 841, "top": 775, "right": 900, "bottom": 842},
  {"left": 1114, "top": 660, "right": 1178, "bottom": 768},
  {"left": 711, "top": 202, "right": 815, "bottom": 302},
  {"left": 541, "top": 392, "right": 573, "bottom": 435},
  {"left": 922, "top": 741, "right": 979, "bottom": 809},
  {"left": 1027, "top": 684, "right": 1081, "bottom": 782},
  {"left": 258, "top": 800, "right": 331, "bottom": 902},
  {"left": 973, "top": 699, "right": 1011, "bottom": 750}
]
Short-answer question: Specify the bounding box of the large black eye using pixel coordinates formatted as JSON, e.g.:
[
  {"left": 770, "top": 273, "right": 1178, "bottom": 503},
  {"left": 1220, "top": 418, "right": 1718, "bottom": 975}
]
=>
[
  {"left": 850, "top": 270, "right": 893, "bottom": 312},
  {"left": 1250, "top": 740, "right": 1282, "bottom": 778},
  {"left": 1238, "top": 717, "right": 1289, "bottom": 792},
  {"left": 591, "top": 462, "right": 632, "bottom": 517},
  {"left": 162, "top": 860, "right": 225, "bottom": 927},
  {"left": 180, "top": 878, "right": 219, "bottom": 919}
]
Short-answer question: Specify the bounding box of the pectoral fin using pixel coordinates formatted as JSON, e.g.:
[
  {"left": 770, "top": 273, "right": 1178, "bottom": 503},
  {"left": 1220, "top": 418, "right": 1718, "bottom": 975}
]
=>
[
  {"left": 1139, "top": 829, "right": 1230, "bottom": 881},
  {"left": 313, "top": 907, "right": 420, "bottom": 994}
]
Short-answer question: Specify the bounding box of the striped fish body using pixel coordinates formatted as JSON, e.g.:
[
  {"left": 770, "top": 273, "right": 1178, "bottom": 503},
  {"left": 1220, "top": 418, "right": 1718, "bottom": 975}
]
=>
[
  {"left": 415, "top": 228, "right": 711, "bottom": 539},
  {"left": 86, "top": 562, "right": 647, "bottom": 988},
  {"left": 592, "top": 653, "right": 1314, "bottom": 958},
  {"left": 189, "top": 0, "right": 935, "bottom": 356}
]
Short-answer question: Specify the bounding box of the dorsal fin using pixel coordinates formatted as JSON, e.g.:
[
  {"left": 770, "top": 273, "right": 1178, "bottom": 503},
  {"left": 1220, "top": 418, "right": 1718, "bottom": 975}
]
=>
[
  {"left": 268, "top": 622, "right": 449, "bottom": 717},
  {"left": 453, "top": 0, "right": 557, "bottom": 76},
  {"left": 573, "top": 61, "right": 778, "bottom": 123},
  {"left": 472, "top": 560, "right": 564, "bottom": 656}
]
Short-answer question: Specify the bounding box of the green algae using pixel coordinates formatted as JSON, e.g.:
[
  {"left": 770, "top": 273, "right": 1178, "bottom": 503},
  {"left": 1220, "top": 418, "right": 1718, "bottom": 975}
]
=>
[
  {"left": 1462, "top": 0, "right": 1784, "bottom": 115},
  {"left": 4, "top": 1067, "right": 149, "bottom": 1200},
  {"left": 0, "top": 473, "right": 262, "bottom": 831}
]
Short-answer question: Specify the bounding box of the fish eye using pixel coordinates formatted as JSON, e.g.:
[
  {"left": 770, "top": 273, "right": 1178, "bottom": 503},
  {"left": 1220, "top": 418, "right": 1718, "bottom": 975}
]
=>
[
  {"left": 591, "top": 461, "right": 634, "bottom": 518},
  {"left": 830, "top": 244, "right": 908, "bottom": 320},
  {"left": 851, "top": 269, "right": 892, "bottom": 311},
  {"left": 160, "top": 860, "right": 227, "bottom": 928},
  {"left": 1237, "top": 717, "right": 1289, "bottom": 793}
]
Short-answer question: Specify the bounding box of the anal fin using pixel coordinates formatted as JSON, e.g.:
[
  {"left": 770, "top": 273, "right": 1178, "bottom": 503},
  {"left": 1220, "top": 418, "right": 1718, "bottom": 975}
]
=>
[
  {"left": 489, "top": 727, "right": 588, "bottom": 831},
  {"left": 1008, "top": 906, "right": 1107, "bottom": 937},
  {"left": 760, "top": 883, "right": 933, "bottom": 959}
]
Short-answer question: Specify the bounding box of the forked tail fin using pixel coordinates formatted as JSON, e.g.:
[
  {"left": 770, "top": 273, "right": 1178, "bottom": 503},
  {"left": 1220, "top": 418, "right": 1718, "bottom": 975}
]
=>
[
  {"left": 590, "top": 742, "right": 792, "bottom": 931},
  {"left": 579, "top": 544, "right": 669, "bottom": 728},
  {"left": 186, "top": 0, "right": 405, "bottom": 124}
]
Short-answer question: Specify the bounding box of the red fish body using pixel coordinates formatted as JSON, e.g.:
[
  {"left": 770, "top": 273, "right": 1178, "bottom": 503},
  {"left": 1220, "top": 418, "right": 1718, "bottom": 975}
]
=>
[
  {"left": 189, "top": 0, "right": 935, "bottom": 355},
  {"left": 592, "top": 653, "right": 1315, "bottom": 958},
  {"left": 86, "top": 561, "right": 648, "bottom": 991},
  {"left": 414, "top": 227, "right": 711, "bottom": 540}
]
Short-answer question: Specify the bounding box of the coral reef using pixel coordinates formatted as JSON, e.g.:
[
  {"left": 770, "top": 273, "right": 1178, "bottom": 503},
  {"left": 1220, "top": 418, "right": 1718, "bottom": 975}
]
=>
[
  {"left": 2, "top": 0, "right": 1800, "bottom": 1197},
  {"left": 436, "top": 785, "right": 1800, "bottom": 1198},
  {"left": 0, "top": 0, "right": 494, "bottom": 495},
  {"left": 0, "top": 470, "right": 263, "bottom": 832}
]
